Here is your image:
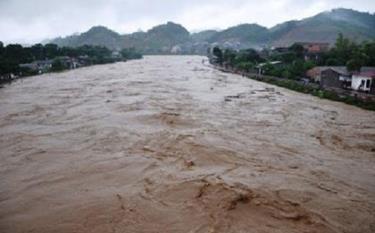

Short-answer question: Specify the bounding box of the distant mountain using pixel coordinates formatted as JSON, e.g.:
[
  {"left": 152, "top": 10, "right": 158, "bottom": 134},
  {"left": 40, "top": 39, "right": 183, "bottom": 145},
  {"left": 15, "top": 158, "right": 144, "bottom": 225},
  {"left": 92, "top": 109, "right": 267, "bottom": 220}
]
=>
[
  {"left": 191, "top": 30, "right": 218, "bottom": 42},
  {"left": 208, "top": 24, "right": 269, "bottom": 48},
  {"left": 49, "top": 8, "right": 375, "bottom": 53},
  {"left": 52, "top": 26, "right": 122, "bottom": 50},
  {"left": 269, "top": 8, "right": 375, "bottom": 47},
  {"left": 130, "top": 22, "right": 191, "bottom": 54}
]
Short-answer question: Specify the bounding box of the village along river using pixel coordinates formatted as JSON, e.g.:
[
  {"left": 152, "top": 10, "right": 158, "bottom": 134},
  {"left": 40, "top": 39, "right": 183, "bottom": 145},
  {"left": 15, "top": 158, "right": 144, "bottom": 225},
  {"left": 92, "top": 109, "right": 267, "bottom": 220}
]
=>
[{"left": 0, "top": 56, "right": 374, "bottom": 233}]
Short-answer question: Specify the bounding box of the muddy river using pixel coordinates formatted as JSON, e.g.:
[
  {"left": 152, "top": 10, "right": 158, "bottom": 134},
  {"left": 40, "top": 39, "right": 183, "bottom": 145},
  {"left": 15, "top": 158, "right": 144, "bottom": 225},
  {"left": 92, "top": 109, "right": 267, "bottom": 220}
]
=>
[{"left": 0, "top": 56, "right": 374, "bottom": 233}]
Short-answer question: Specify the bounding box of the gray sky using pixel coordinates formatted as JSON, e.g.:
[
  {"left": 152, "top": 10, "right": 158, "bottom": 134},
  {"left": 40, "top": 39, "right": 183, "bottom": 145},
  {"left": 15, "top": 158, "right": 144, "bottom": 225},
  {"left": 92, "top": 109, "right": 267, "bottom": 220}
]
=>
[{"left": 1, "top": 0, "right": 374, "bottom": 44}]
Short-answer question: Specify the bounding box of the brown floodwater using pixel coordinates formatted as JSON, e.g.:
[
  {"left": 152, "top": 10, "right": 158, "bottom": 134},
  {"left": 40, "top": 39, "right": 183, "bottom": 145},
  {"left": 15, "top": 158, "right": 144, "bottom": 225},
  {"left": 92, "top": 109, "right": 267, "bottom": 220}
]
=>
[{"left": 0, "top": 56, "right": 374, "bottom": 233}]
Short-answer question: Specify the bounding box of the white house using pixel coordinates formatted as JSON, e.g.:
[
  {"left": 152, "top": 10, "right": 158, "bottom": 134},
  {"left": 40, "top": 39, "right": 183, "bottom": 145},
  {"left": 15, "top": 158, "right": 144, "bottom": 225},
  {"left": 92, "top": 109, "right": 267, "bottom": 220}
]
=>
[
  {"left": 351, "top": 72, "right": 375, "bottom": 93},
  {"left": 171, "top": 45, "right": 182, "bottom": 54}
]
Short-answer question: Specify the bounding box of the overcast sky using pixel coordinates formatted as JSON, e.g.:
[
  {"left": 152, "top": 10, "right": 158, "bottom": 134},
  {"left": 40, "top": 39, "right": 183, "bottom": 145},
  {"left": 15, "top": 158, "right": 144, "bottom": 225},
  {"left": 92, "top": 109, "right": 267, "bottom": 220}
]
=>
[{"left": 0, "top": 0, "right": 374, "bottom": 44}]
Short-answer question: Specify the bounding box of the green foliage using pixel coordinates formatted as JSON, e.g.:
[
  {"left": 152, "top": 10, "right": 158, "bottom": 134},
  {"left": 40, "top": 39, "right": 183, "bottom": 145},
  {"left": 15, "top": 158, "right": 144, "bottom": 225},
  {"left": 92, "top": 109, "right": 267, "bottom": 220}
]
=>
[
  {"left": 281, "top": 70, "right": 293, "bottom": 79},
  {"left": 361, "top": 41, "right": 375, "bottom": 66},
  {"left": 324, "top": 33, "right": 374, "bottom": 69},
  {"left": 235, "top": 62, "right": 254, "bottom": 72},
  {"left": 346, "top": 59, "right": 362, "bottom": 71},
  {"left": 262, "top": 63, "right": 275, "bottom": 74},
  {"left": 223, "top": 49, "right": 237, "bottom": 66},
  {"left": 236, "top": 49, "right": 262, "bottom": 63},
  {"left": 211, "top": 47, "right": 264, "bottom": 70},
  {"left": 0, "top": 41, "right": 3, "bottom": 55},
  {"left": 325, "top": 58, "right": 340, "bottom": 66},
  {"left": 212, "top": 47, "right": 223, "bottom": 65},
  {"left": 44, "top": 44, "right": 59, "bottom": 58},
  {"left": 0, "top": 59, "right": 19, "bottom": 74}
]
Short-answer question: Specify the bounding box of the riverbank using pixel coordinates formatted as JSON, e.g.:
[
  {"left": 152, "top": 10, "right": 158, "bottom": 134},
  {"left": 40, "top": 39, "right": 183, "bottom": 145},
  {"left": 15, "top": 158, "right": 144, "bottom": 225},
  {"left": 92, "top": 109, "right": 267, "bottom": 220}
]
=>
[{"left": 211, "top": 64, "right": 375, "bottom": 111}]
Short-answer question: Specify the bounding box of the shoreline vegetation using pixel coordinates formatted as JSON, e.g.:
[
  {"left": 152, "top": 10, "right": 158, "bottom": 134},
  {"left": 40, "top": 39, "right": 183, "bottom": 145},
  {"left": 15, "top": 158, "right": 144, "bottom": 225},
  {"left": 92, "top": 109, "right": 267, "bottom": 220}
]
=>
[
  {"left": 0, "top": 42, "right": 143, "bottom": 87},
  {"left": 208, "top": 34, "right": 375, "bottom": 111}
]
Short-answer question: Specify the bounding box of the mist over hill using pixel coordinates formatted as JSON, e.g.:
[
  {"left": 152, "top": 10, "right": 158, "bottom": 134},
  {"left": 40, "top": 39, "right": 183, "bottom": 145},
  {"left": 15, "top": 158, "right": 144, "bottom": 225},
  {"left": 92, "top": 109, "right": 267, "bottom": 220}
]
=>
[{"left": 49, "top": 8, "right": 375, "bottom": 54}]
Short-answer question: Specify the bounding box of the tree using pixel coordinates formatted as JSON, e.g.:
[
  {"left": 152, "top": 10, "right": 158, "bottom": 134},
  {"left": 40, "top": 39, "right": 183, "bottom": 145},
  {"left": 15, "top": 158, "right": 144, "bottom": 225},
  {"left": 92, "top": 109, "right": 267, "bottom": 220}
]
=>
[
  {"left": 236, "top": 61, "right": 254, "bottom": 72},
  {"left": 290, "top": 59, "right": 305, "bottom": 77},
  {"left": 331, "top": 33, "right": 357, "bottom": 65},
  {"left": 223, "top": 49, "right": 236, "bottom": 67},
  {"left": 44, "top": 44, "right": 60, "bottom": 58},
  {"left": 325, "top": 58, "right": 340, "bottom": 66},
  {"left": 276, "top": 52, "right": 297, "bottom": 63},
  {"left": 4, "top": 44, "right": 32, "bottom": 63},
  {"left": 0, "top": 41, "right": 3, "bottom": 55},
  {"left": 0, "top": 60, "right": 19, "bottom": 75},
  {"left": 282, "top": 70, "right": 293, "bottom": 79},
  {"left": 262, "top": 62, "right": 275, "bottom": 75},
  {"left": 303, "top": 60, "right": 316, "bottom": 71},
  {"left": 30, "top": 44, "right": 45, "bottom": 60},
  {"left": 290, "top": 43, "right": 305, "bottom": 59},
  {"left": 236, "top": 49, "right": 262, "bottom": 63},
  {"left": 212, "top": 47, "right": 223, "bottom": 65},
  {"left": 361, "top": 41, "right": 375, "bottom": 66},
  {"left": 360, "top": 41, "right": 375, "bottom": 66},
  {"left": 346, "top": 59, "right": 362, "bottom": 72}
]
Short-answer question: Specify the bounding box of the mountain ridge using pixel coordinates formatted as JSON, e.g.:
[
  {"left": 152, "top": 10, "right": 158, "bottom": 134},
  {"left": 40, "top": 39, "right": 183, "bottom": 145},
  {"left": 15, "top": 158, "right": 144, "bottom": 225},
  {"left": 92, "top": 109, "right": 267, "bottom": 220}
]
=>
[{"left": 49, "top": 8, "right": 375, "bottom": 53}]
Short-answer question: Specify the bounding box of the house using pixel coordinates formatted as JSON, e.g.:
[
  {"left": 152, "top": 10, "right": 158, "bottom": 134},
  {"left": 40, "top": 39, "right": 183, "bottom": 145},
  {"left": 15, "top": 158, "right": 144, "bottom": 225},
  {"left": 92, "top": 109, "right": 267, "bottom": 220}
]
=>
[
  {"left": 307, "top": 66, "right": 375, "bottom": 93},
  {"left": 111, "top": 51, "right": 121, "bottom": 59},
  {"left": 307, "top": 66, "right": 375, "bottom": 83},
  {"left": 171, "top": 45, "right": 182, "bottom": 54},
  {"left": 55, "top": 56, "right": 80, "bottom": 69},
  {"left": 19, "top": 62, "right": 38, "bottom": 71},
  {"left": 294, "top": 42, "right": 330, "bottom": 61},
  {"left": 306, "top": 67, "right": 326, "bottom": 83},
  {"left": 351, "top": 72, "right": 375, "bottom": 93},
  {"left": 272, "top": 47, "right": 289, "bottom": 53},
  {"left": 36, "top": 60, "right": 53, "bottom": 72},
  {"left": 295, "top": 42, "right": 330, "bottom": 54},
  {"left": 78, "top": 55, "right": 91, "bottom": 66},
  {"left": 320, "top": 67, "right": 351, "bottom": 89},
  {"left": 19, "top": 60, "right": 53, "bottom": 74},
  {"left": 306, "top": 66, "right": 346, "bottom": 83}
]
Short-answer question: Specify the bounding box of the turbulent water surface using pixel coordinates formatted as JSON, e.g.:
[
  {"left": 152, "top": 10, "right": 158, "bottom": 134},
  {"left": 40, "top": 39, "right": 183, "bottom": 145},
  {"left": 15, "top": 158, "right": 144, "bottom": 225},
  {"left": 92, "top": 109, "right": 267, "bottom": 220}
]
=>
[{"left": 0, "top": 56, "right": 375, "bottom": 233}]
